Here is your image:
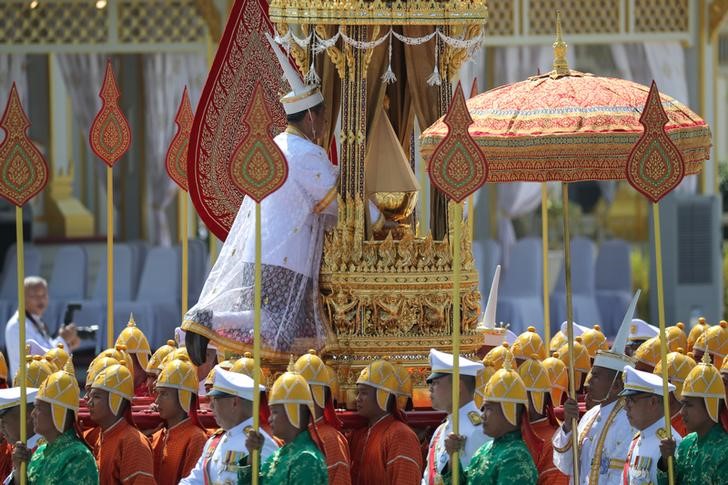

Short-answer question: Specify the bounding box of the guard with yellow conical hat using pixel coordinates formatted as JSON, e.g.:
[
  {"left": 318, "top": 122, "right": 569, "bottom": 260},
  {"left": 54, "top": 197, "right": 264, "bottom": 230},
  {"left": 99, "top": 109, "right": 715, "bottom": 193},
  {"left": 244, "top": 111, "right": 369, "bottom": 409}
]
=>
[
  {"left": 180, "top": 367, "right": 278, "bottom": 485},
  {"left": 654, "top": 348, "right": 696, "bottom": 437},
  {"left": 512, "top": 327, "right": 548, "bottom": 363},
  {"left": 518, "top": 354, "right": 568, "bottom": 484},
  {"left": 556, "top": 337, "right": 591, "bottom": 394},
  {"left": 349, "top": 360, "right": 422, "bottom": 485},
  {"left": 151, "top": 357, "right": 208, "bottom": 485},
  {"left": 619, "top": 365, "right": 681, "bottom": 485},
  {"left": 294, "top": 350, "right": 351, "bottom": 485},
  {"left": 553, "top": 291, "right": 640, "bottom": 485},
  {"left": 634, "top": 336, "right": 661, "bottom": 372},
  {"left": 115, "top": 315, "right": 152, "bottom": 396},
  {"left": 13, "top": 354, "right": 53, "bottom": 389},
  {"left": 692, "top": 320, "right": 728, "bottom": 369},
  {"left": 542, "top": 352, "right": 568, "bottom": 407},
  {"left": 86, "top": 362, "right": 155, "bottom": 484},
  {"left": 580, "top": 325, "right": 608, "bottom": 360},
  {"left": 686, "top": 317, "right": 709, "bottom": 354},
  {"left": 43, "top": 342, "right": 69, "bottom": 372},
  {"left": 145, "top": 339, "right": 177, "bottom": 396},
  {"left": 482, "top": 342, "right": 518, "bottom": 371},
  {"left": 240, "top": 368, "right": 328, "bottom": 484},
  {"left": 423, "top": 349, "right": 489, "bottom": 485},
  {"left": 10, "top": 361, "right": 98, "bottom": 484},
  {"left": 658, "top": 353, "right": 728, "bottom": 484},
  {"left": 444, "top": 353, "right": 538, "bottom": 484},
  {"left": 626, "top": 318, "right": 659, "bottom": 357},
  {"left": 665, "top": 322, "right": 688, "bottom": 353}
]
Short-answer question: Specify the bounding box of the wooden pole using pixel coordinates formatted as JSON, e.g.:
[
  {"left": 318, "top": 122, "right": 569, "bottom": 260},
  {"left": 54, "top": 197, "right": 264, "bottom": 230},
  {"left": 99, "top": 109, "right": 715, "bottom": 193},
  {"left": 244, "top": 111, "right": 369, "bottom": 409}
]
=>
[
  {"left": 652, "top": 202, "right": 674, "bottom": 485},
  {"left": 450, "top": 202, "right": 462, "bottom": 485},
  {"left": 106, "top": 166, "right": 114, "bottom": 348},
  {"left": 251, "top": 202, "right": 262, "bottom": 485},
  {"left": 561, "top": 182, "right": 580, "bottom": 481},
  {"left": 180, "top": 191, "right": 189, "bottom": 315},
  {"left": 16, "top": 206, "right": 27, "bottom": 485}
]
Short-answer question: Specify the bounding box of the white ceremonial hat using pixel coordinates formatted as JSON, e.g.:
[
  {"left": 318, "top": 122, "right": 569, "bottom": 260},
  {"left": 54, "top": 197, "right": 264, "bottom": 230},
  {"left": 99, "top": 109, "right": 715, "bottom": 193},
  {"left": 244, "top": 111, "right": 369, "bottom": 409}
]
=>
[
  {"left": 628, "top": 319, "right": 659, "bottom": 342},
  {"left": 265, "top": 33, "right": 324, "bottom": 115},
  {"left": 427, "top": 348, "right": 484, "bottom": 383},
  {"left": 0, "top": 387, "right": 38, "bottom": 413},
  {"left": 559, "top": 321, "right": 589, "bottom": 337},
  {"left": 593, "top": 291, "right": 640, "bottom": 373},
  {"left": 619, "top": 365, "right": 675, "bottom": 396},
  {"left": 26, "top": 339, "right": 50, "bottom": 356},
  {"left": 208, "top": 367, "right": 264, "bottom": 401},
  {"left": 174, "top": 327, "right": 186, "bottom": 347}
]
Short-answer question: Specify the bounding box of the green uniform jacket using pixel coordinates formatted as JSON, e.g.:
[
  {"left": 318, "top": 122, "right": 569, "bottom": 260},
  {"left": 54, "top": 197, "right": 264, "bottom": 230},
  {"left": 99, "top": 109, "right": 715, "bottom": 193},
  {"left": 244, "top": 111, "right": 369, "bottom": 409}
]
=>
[
  {"left": 657, "top": 424, "right": 728, "bottom": 485},
  {"left": 27, "top": 429, "right": 99, "bottom": 485},
  {"left": 444, "top": 429, "right": 537, "bottom": 485},
  {"left": 238, "top": 429, "right": 328, "bottom": 485}
]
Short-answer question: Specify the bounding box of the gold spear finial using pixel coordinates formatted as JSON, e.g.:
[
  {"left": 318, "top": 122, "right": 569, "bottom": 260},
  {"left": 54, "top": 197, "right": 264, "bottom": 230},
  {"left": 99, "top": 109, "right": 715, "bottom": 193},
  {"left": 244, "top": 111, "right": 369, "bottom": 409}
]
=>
[{"left": 552, "top": 11, "right": 570, "bottom": 78}]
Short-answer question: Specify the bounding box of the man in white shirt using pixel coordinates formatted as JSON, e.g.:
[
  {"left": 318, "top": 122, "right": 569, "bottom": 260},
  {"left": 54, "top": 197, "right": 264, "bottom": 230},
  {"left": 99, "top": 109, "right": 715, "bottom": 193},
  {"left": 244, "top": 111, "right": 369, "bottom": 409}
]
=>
[
  {"left": 180, "top": 367, "right": 278, "bottom": 484},
  {"left": 4, "top": 276, "right": 79, "bottom": 378},
  {"left": 620, "top": 365, "right": 682, "bottom": 484},
  {"left": 422, "top": 348, "right": 490, "bottom": 485}
]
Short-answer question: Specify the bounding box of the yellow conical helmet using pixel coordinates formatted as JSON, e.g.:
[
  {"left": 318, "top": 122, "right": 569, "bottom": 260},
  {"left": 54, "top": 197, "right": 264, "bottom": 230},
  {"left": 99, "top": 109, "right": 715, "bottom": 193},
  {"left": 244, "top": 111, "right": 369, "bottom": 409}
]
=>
[
  {"left": 549, "top": 331, "right": 567, "bottom": 354},
  {"left": 146, "top": 340, "right": 177, "bottom": 375},
  {"left": 36, "top": 360, "right": 80, "bottom": 433},
  {"left": 205, "top": 359, "right": 235, "bottom": 387},
  {"left": 44, "top": 343, "right": 69, "bottom": 372},
  {"left": 0, "top": 351, "right": 8, "bottom": 382},
  {"left": 109, "top": 345, "right": 136, "bottom": 379},
  {"left": 269, "top": 371, "right": 314, "bottom": 428},
  {"left": 666, "top": 323, "right": 688, "bottom": 352},
  {"left": 86, "top": 356, "right": 120, "bottom": 388},
  {"left": 484, "top": 353, "right": 528, "bottom": 426},
  {"left": 115, "top": 315, "right": 151, "bottom": 369},
  {"left": 687, "top": 317, "right": 709, "bottom": 353},
  {"left": 693, "top": 321, "right": 728, "bottom": 368},
  {"left": 682, "top": 353, "right": 725, "bottom": 423},
  {"left": 517, "top": 355, "right": 551, "bottom": 414},
  {"left": 482, "top": 343, "right": 518, "bottom": 371},
  {"left": 634, "top": 337, "right": 661, "bottom": 370},
  {"left": 15, "top": 355, "right": 54, "bottom": 388},
  {"left": 293, "top": 350, "right": 330, "bottom": 409},
  {"left": 558, "top": 337, "right": 591, "bottom": 386},
  {"left": 393, "top": 364, "right": 412, "bottom": 410},
  {"left": 512, "top": 327, "right": 547, "bottom": 361},
  {"left": 230, "top": 352, "right": 264, "bottom": 383},
  {"left": 156, "top": 357, "right": 199, "bottom": 413},
  {"left": 542, "top": 352, "right": 568, "bottom": 406},
  {"left": 720, "top": 352, "right": 728, "bottom": 376},
  {"left": 581, "top": 325, "right": 607, "bottom": 358},
  {"left": 654, "top": 348, "right": 696, "bottom": 400},
  {"left": 356, "top": 360, "right": 400, "bottom": 411},
  {"left": 473, "top": 365, "right": 496, "bottom": 410},
  {"left": 92, "top": 363, "right": 134, "bottom": 415}
]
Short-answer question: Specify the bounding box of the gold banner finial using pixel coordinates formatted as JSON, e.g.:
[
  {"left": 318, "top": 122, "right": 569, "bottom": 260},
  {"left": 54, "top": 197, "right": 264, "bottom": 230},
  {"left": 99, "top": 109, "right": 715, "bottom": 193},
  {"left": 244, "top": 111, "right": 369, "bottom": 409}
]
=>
[{"left": 552, "top": 11, "right": 570, "bottom": 78}]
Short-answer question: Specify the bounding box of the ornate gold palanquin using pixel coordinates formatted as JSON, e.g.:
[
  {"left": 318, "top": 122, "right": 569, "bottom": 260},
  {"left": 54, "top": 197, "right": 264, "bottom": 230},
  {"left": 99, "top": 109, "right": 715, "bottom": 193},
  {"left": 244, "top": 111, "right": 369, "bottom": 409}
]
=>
[{"left": 268, "top": 0, "right": 487, "bottom": 407}]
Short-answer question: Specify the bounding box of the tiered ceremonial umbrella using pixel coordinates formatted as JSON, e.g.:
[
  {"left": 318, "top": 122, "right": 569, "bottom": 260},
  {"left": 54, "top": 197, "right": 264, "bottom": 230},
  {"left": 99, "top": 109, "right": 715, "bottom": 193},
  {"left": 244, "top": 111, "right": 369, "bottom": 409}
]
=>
[
  {"left": 89, "top": 61, "right": 132, "bottom": 348},
  {"left": 421, "top": 15, "right": 711, "bottom": 484},
  {"left": 0, "top": 84, "right": 49, "bottom": 485},
  {"left": 165, "top": 87, "right": 194, "bottom": 316}
]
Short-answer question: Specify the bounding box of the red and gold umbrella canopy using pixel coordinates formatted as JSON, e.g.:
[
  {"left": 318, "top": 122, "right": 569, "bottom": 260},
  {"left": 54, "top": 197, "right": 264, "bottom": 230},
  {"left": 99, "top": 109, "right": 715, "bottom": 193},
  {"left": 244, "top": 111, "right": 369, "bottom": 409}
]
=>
[{"left": 420, "top": 72, "right": 710, "bottom": 183}]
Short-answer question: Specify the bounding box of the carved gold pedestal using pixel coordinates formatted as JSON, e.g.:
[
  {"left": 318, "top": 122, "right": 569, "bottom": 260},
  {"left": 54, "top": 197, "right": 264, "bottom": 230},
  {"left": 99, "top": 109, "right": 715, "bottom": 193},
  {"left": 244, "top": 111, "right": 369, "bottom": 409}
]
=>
[{"left": 320, "top": 220, "right": 481, "bottom": 409}]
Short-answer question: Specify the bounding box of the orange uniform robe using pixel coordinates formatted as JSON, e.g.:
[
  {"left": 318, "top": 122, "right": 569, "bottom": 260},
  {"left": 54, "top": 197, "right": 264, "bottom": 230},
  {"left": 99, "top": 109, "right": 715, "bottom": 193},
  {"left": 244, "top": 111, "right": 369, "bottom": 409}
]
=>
[
  {"left": 349, "top": 414, "right": 423, "bottom": 485},
  {"left": 88, "top": 418, "right": 156, "bottom": 484},
  {"left": 531, "top": 418, "right": 569, "bottom": 485},
  {"left": 0, "top": 439, "right": 12, "bottom": 482},
  {"left": 151, "top": 418, "right": 208, "bottom": 485},
  {"left": 311, "top": 418, "right": 352, "bottom": 485}
]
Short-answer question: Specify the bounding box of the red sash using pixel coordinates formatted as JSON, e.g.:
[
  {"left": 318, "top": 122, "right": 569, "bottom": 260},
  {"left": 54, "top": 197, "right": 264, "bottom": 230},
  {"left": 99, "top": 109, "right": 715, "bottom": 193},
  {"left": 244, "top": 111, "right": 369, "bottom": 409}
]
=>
[
  {"left": 622, "top": 434, "right": 639, "bottom": 485},
  {"left": 428, "top": 424, "right": 446, "bottom": 485}
]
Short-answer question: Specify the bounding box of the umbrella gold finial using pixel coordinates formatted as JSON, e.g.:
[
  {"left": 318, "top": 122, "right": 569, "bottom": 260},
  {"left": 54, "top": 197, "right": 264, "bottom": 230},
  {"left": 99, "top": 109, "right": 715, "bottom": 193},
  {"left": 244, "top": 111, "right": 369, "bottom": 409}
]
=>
[{"left": 552, "top": 11, "right": 570, "bottom": 78}]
